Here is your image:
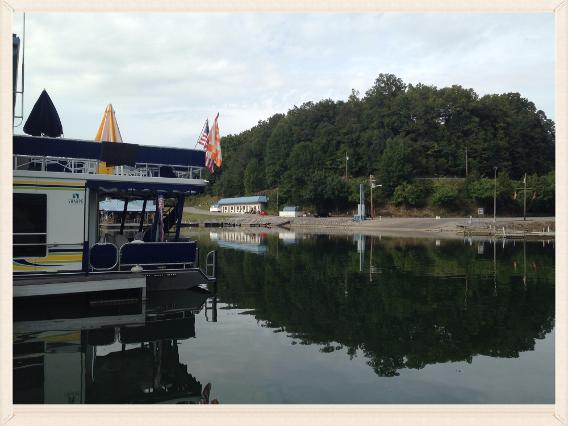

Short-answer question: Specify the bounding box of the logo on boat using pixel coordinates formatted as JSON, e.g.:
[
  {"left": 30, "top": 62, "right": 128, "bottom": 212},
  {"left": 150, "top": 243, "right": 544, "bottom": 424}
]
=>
[{"left": 68, "top": 193, "right": 83, "bottom": 205}]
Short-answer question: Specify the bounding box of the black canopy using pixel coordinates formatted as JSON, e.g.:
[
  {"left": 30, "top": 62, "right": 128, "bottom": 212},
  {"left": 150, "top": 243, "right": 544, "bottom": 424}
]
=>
[{"left": 23, "top": 89, "right": 63, "bottom": 137}]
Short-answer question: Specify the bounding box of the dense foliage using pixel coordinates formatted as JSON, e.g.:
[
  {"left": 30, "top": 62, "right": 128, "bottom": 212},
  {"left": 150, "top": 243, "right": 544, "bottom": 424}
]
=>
[{"left": 209, "top": 74, "right": 555, "bottom": 215}]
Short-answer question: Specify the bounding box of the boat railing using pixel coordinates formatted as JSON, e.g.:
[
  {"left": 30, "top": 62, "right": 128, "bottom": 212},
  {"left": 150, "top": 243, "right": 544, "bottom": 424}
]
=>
[
  {"left": 205, "top": 250, "right": 217, "bottom": 280},
  {"left": 14, "top": 155, "right": 99, "bottom": 174},
  {"left": 14, "top": 154, "right": 203, "bottom": 180},
  {"left": 89, "top": 241, "right": 199, "bottom": 272}
]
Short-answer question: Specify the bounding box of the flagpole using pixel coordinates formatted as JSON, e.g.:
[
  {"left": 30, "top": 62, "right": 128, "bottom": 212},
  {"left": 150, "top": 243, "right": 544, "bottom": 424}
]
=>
[{"left": 193, "top": 119, "right": 208, "bottom": 149}]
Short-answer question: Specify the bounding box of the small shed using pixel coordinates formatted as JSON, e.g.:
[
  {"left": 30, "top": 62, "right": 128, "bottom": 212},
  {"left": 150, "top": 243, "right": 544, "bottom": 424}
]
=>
[{"left": 279, "top": 206, "right": 302, "bottom": 217}]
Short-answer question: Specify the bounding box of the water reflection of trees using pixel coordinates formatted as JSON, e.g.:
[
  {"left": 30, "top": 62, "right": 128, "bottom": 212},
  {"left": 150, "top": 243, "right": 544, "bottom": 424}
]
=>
[{"left": 216, "top": 235, "right": 554, "bottom": 377}]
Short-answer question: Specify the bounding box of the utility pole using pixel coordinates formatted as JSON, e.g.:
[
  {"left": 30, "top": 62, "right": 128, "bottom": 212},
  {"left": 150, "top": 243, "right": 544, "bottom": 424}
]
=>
[
  {"left": 369, "top": 175, "right": 375, "bottom": 219},
  {"left": 276, "top": 187, "right": 279, "bottom": 214},
  {"left": 515, "top": 173, "right": 533, "bottom": 221},
  {"left": 345, "top": 152, "right": 349, "bottom": 179},
  {"left": 523, "top": 173, "right": 527, "bottom": 221},
  {"left": 465, "top": 146, "right": 468, "bottom": 177},
  {"left": 493, "top": 166, "right": 498, "bottom": 223}
]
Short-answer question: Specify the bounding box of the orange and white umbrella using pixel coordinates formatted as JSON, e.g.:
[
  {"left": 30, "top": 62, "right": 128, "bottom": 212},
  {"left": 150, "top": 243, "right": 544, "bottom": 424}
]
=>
[{"left": 95, "top": 104, "right": 123, "bottom": 174}]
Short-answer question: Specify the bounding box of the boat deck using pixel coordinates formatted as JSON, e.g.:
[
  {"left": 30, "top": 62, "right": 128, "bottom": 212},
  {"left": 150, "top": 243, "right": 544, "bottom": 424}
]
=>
[
  {"left": 14, "top": 273, "right": 147, "bottom": 298},
  {"left": 14, "top": 268, "right": 214, "bottom": 298}
]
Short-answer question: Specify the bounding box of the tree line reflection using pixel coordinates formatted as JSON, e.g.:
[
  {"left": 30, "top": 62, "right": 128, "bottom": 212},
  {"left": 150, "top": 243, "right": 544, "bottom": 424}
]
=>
[{"left": 206, "top": 233, "right": 554, "bottom": 377}]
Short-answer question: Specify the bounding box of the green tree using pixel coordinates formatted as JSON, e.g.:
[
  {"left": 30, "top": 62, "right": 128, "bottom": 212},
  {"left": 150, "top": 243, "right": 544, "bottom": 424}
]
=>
[
  {"left": 243, "top": 160, "right": 263, "bottom": 194},
  {"left": 393, "top": 181, "right": 432, "bottom": 207},
  {"left": 431, "top": 180, "right": 461, "bottom": 209},
  {"left": 209, "top": 73, "right": 555, "bottom": 216},
  {"left": 376, "top": 135, "right": 413, "bottom": 194}
]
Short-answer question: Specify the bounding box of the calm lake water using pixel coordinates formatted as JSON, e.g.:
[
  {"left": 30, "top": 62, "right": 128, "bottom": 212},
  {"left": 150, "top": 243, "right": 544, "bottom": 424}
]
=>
[{"left": 13, "top": 231, "right": 555, "bottom": 404}]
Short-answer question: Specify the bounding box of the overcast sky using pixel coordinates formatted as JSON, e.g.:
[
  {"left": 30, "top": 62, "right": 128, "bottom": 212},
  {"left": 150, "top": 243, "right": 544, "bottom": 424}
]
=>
[{"left": 13, "top": 13, "right": 554, "bottom": 148}]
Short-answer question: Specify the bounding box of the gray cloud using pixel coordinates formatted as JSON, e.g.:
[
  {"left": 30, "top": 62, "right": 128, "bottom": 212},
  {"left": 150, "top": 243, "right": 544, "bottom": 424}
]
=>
[{"left": 13, "top": 12, "right": 554, "bottom": 148}]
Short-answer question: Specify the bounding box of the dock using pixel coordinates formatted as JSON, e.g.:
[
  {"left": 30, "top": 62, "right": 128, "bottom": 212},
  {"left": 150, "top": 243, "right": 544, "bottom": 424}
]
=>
[{"left": 184, "top": 216, "right": 291, "bottom": 228}]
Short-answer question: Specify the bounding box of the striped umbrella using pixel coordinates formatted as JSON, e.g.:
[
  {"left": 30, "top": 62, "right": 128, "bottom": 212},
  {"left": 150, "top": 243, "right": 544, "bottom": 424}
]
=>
[{"left": 95, "top": 104, "right": 123, "bottom": 174}]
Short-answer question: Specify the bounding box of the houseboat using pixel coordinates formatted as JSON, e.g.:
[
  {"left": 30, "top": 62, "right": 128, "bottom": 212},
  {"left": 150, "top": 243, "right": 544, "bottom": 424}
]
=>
[{"left": 13, "top": 134, "right": 216, "bottom": 297}]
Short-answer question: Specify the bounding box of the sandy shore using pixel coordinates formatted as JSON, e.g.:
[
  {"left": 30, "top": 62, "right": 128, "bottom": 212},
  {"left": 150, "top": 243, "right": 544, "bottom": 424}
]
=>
[{"left": 185, "top": 207, "right": 554, "bottom": 239}]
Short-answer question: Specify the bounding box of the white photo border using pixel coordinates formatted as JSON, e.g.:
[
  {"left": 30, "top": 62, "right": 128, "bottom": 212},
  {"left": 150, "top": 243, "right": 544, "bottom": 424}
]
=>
[{"left": 0, "top": 1, "right": 565, "bottom": 425}]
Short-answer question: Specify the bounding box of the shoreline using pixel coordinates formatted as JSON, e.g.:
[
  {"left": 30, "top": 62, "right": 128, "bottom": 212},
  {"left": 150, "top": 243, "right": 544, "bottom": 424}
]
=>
[{"left": 184, "top": 208, "right": 555, "bottom": 240}]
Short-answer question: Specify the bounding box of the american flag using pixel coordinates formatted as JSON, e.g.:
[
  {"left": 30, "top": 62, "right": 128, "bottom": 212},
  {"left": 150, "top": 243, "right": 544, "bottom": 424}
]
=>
[
  {"left": 197, "top": 119, "right": 209, "bottom": 147},
  {"left": 196, "top": 119, "right": 215, "bottom": 173}
]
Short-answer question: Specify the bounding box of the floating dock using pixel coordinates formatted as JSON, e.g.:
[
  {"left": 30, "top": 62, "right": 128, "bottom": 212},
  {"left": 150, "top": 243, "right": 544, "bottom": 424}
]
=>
[{"left": 184, "top": 217, "right": 291, "bottom": 228}]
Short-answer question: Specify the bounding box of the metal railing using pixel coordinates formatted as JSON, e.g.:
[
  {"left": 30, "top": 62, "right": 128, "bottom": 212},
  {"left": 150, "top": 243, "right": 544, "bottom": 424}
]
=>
[
  {"left": 14, "top": 155, "right": 203, "bottom": 180},
  {"left": 205, "top": 250, "right": 217, "bottom": 280}
]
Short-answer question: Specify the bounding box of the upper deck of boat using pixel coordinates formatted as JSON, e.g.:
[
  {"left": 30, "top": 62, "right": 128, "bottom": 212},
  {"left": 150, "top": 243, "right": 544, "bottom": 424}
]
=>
[{"left": 13, "top": 134, "right": 208, "bottom": 188}]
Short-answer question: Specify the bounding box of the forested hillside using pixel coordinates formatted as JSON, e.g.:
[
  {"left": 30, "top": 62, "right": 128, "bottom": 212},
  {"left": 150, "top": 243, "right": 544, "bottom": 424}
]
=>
[{"left": 208, "top": 74, "right": 555, "bottom": 215}]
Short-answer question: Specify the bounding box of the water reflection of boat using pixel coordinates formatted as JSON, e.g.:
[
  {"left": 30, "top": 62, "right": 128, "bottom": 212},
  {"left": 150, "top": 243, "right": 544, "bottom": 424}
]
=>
[{"left": 13, "top": 288, "right": 217, "bottom": 404}]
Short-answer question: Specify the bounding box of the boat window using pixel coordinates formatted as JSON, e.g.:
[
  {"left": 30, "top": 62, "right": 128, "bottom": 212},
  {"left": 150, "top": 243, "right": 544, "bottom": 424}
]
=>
[{"left": 13, "top": 193, "right": 47, "bottom": 257}]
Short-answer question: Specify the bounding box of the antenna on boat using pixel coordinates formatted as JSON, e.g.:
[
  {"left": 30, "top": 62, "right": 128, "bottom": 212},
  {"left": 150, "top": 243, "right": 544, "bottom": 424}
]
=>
[{"left": 13, "top": 13, "right": 25, "bottom": 127}]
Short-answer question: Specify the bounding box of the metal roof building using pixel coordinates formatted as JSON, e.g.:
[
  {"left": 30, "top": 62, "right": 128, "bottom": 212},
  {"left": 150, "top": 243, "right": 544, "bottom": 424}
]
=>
[
  {"left": 216, "top": 196, "right": 268, "bottom": 214},
  {"left": 217, "top": 196, "right": 268, "bottom": 206}
]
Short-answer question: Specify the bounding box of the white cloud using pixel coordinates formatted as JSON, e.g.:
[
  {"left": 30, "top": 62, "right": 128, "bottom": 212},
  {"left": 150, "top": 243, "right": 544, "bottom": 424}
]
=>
[{"left": 12, "top": 12, "right": 554, "bottom": 147}]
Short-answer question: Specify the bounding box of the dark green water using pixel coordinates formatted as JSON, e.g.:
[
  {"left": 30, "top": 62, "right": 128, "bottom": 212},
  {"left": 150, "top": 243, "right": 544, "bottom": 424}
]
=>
[{"left": 13, "top": 231, "right": 555, "bottom": 404}]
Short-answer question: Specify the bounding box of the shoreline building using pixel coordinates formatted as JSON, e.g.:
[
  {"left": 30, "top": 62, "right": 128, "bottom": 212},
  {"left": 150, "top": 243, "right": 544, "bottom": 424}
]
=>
[
  {"left": 279, "top": 206, "right": 302, "bottom": 217},
  {"left": 217, "top": 196, "right": 268, "bottom": 214}
]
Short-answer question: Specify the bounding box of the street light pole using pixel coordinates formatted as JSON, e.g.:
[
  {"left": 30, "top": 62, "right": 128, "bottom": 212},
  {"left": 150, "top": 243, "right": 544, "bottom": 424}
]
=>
[
  {"left": 465, "top": 146, "right": 468, "bottom": 177},
  {"left": 370, "top": 185, "right": 373, "bottom": 219},
  {"left": 523, "top": 173, "right": 527, "bottom": 221},
  {"left": 493, "top": 166, "right": 498, "bottom": 223},
  {"left": 515, "top": 173, "right": 532, "bottom": 222},
  {"left": 369, "top": 175, "right": 375, "bottom": 219}
]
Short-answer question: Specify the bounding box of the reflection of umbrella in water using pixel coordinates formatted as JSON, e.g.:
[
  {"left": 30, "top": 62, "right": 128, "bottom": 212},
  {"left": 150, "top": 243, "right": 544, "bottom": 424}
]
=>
[
  {"left": 95, "top": 103, "right": 123, "bottom": 174},
  {"left": 23, "top": 89, "right": 63, "bottom": 137}
]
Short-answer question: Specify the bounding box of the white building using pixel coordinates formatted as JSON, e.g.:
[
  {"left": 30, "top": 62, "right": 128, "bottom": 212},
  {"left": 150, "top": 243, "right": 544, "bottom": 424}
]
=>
[
  {"left": 217, "top": 196, "right": 268, "bottom": 214},
  {"left": 279, "top": 206, "right": 302, "bottom": 217}
]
